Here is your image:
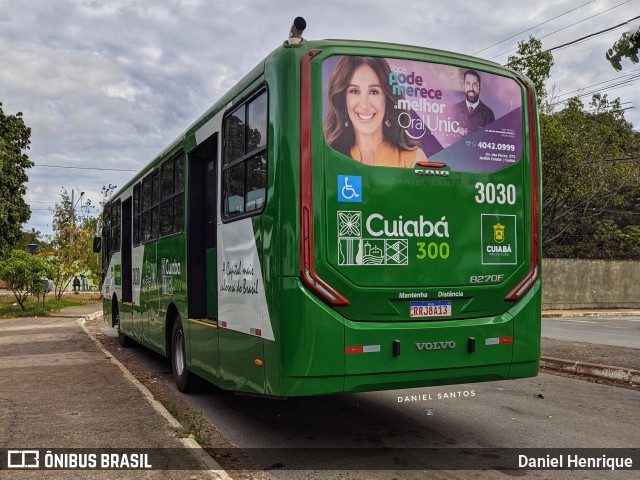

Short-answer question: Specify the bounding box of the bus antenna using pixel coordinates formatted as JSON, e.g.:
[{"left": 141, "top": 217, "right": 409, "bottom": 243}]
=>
[{"left": 287, "top": 17, "right": 306, "bottom": 44}]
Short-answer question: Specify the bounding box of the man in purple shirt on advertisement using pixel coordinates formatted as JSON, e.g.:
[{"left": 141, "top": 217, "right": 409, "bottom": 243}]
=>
[{"left": 451, "top": 69, "right": 495, "bottom": 135}]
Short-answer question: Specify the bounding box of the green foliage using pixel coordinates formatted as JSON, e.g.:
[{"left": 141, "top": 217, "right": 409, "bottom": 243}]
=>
[
  {"left": 505, "top": 36, "right": 640, "bottom": 259},
  {"left": 0, "top": 250, "right": 53, "bottom": 310},
  {"left": 0, "top": 293, "right": 100, "bottom": 318},
  {"left": 606, "top": 27, "right": 640, "bottom": 71},
  {"left": 506, "top": 36, "right": 554, "bottom": 108},
  {"left": 0, "top": 102, "right": 33, "bottom": 257},
  {"left": 17, "top": 228, "right": 53, "bottom": 255},
  {"left": 46, "top": 184, "right": 115, "bottom": 298},
  {"left": 50, "top": 188, "right": 98, "bottom": 299},
  {"left": 541, "top": 95, "right": 640, "bottom": 259},
  {"left": 158, "top": 400, "right": 212, "bottom": 448}
]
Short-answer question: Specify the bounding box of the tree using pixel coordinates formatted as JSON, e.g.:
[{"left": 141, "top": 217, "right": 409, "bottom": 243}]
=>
[
  {"left": 50, "top": 188, "right": 97, "bottom": 299},
  {"left": 606, "top": 27, "right": 640, "bottom": 71},
  {"left": 505, "top": 36, "right": 640, "bottom": 259},
  {"left": 540, "top": 95, "right": 640, "bottom": 259},
  {"left": 506, "top": 36, "right": 554, "bottom": 108},
  {"left": 17, "top": 228, "right": 53, "bottom": 255},
  {"left": 0, "top": 102, "right": 33, "bottom": 257},
  {"left": 0, "top": 249, "right": 53, "bottom": 310}
]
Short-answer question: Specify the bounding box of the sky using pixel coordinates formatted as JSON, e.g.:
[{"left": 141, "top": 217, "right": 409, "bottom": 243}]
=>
[{"left": 1, "top": 0, "right": 638, "bottom": 237}]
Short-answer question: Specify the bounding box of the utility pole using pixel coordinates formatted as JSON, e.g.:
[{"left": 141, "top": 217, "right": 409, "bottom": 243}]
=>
[{"left": 71, "top": 189, "right": 85, "bottom": 228}]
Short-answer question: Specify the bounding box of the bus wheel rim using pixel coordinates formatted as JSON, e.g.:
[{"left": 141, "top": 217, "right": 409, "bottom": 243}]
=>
[{"left": 175, "top": 330, "right": 185, "bottom": 376}]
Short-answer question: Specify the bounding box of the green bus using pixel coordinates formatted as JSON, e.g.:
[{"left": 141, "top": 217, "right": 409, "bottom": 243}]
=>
[{"left": 97, "top": 18, "right": 541, "bottom": 397}]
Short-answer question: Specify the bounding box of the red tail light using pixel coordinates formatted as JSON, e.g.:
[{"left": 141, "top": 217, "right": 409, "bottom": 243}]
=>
[
  {"left": 299, "top": 50, "right": 349, "bottom": 307},
  {"left": 415, "top": 161, "right": 447, "bottom": 168},
  {"left": 506, "top": 82, "right": 540, "bottom": 301}
]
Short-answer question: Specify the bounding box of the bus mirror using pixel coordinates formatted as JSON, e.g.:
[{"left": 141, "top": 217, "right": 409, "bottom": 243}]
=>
[{"left": 93, "top": 236, "right": 102, "bottom": 253}]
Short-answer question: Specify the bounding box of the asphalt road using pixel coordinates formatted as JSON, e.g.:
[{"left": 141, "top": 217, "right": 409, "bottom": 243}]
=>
[
  {"left": 178, "top": 375, "right": 639, "bottom": 478},
  {"left": 542, "top": 316, "right": 640, "bottom": 348},
  {"left": 117, "top": 330, "right": 640, "bottom": 479}
]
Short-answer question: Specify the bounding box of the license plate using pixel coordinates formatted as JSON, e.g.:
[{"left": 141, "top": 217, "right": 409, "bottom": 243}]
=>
[{"left": 410, "top": 301, "right": 452, "bottom": 318}]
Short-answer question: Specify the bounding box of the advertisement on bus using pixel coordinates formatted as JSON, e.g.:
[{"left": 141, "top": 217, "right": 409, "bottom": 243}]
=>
[{"left": 322, "top": 55, "right": 523, "bottom": 172}]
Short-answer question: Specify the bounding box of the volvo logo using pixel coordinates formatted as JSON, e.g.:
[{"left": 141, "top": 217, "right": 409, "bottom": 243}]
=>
[{"left": 415, "top": 341, "right": 456, "bottom": 351}]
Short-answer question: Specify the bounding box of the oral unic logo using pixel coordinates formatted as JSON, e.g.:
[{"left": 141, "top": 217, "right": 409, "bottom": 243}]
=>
[{"left": 493, "top": 223, "right": 505, "bottom": 243}]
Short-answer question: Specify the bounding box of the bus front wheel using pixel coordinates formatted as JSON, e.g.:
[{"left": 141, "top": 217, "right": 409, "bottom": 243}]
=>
[
  {"left": 171, "top": 317, "right": 195, "bottom": 392},
  {"left": 113, "top": 300, "right": 133, "bottom": 348}
]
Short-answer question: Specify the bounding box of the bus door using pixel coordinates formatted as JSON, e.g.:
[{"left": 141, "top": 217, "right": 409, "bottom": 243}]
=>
[{"left": 186, "top": 134, "right": 220, "bottom": 377}]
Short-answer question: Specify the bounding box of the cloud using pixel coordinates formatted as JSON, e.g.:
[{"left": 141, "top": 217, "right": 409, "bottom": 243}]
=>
[{"left": 0, "top": 0, "right": 636, "bottom": 237}]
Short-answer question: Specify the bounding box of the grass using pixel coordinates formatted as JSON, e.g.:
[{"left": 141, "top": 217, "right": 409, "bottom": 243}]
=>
[
  {"left": 0, "top": 292, "right": 102, "bottom": 319},
  {"left": 159, "top": 399, "right": 212, "bottom": 448}
]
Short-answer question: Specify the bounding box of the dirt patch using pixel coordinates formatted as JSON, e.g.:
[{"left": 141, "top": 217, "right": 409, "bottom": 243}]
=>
[
  {"left": 542, "top": 337, "right": 640, "bottom": 371},
  {"left": 541, "top": 338, "right": 640, "bottom": 391}
]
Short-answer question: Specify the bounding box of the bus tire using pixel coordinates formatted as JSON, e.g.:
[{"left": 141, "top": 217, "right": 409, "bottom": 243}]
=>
[
  {"left": 118, "top": 326, "right": 134, "bottom": 348},
  {"left": 113, "top": 299, "right": 133, "bottom": 348},
  {"left": 171, "top": 317, "right": 194, "bottom": 392}
]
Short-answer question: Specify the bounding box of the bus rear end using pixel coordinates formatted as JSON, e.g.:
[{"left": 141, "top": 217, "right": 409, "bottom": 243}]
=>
[{"left": 292, "top": 43, "right": 540, "bottom": 394}]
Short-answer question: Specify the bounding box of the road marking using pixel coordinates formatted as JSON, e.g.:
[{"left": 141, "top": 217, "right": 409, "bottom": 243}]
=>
[
  {"left": 0, "top": 333, "right": 77, "bottom": 345},
  {"left": 557, "top": 319, "right": 597, "bottom": 324},
  {"left": 0, "top": 352, "right": 99, "bottom": 369},
  {"left": 0, "top": 321, "right": 77, "bottom": 332}
]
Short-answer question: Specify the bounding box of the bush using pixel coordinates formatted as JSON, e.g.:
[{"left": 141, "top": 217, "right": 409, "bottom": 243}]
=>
[{"left": 0, "top": 250, "right": 53, "bottom": 310}]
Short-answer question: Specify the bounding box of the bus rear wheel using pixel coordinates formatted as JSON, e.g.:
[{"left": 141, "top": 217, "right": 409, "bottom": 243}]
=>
[{"left": 171, "top": 317, "right": 195, "bottom": 392}]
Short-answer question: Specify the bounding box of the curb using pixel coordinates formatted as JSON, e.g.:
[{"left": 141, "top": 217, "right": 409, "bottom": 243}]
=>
[
  {"left": 78, "top": 310, "right": 233, "bottom": 480},
  {"left": 541, "top": 311, "right": 639, "bottom": 318},
  {"left": 540, "top": 356, "right": 640, "bottom": 385}
]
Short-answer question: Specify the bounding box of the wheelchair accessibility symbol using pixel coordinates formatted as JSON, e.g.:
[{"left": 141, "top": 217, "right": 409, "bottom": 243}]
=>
[{"left": 338, "top": 175, "right": 362, "bottom": 203}]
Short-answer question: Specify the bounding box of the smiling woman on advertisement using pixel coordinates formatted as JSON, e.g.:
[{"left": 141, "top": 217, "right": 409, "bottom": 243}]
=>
[{"left": 323, "top": 56, "right": 427, "bottom": 168}]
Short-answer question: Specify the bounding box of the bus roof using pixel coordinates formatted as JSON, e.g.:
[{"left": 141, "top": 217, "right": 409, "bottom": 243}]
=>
[{"left": 108, "top": 37, "right": 513, "bottom": 202}]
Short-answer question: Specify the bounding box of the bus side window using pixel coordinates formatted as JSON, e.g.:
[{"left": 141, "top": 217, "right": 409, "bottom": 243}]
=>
[
  {"left": 160, "top": 154, "right": 185, "bottom": 237},
  {"left": 133, "top": 183, "right": 141, "bottom": 246},
  {"left": 111, "top": 200, "right": 121, "bottom": 252},
  {"left": 141, "top": 170, "right": 159, "bottom": 243},
  {"left": 222, "top": 89, "right": 268, "bottom": 219}
]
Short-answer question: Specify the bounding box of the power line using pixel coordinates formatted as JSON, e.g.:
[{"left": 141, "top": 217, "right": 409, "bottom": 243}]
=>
[
  {"left": 499, "top": 14, "right": 640, "bottom": 103},
  {"left": 586, "top": 156, "right": 640, "bottom": 163},
  {"left": 546, "top": 14, "right": 640, "bottom": 54},
  {"left": 34, "top": 164, "right": 137, "bottom": 172},
  {"left": 472, "top": 1, "right": 595, "bottom": 55},
  {"left": 595, "top": 210, "right": 640, "bottom": 216},
  {"left": 546, "top": 68, "right": 640, "bottom": 109},
  {"left": 553, "top": 69, "right": 640, "bottom": 100},
  {"left": 549, "top": 77, "right": 640, "bottom": 108},
  {"left": 491, "top": 0, "right": 632, "bottom": 60},
  {"left": 549, "top": 79, "right": 639, "bottom": 108}
]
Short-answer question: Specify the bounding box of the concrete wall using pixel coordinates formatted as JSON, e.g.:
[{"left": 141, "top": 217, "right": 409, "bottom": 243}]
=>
[{"left": 542, "top": 259, "right": 640, "bottom": 310}]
